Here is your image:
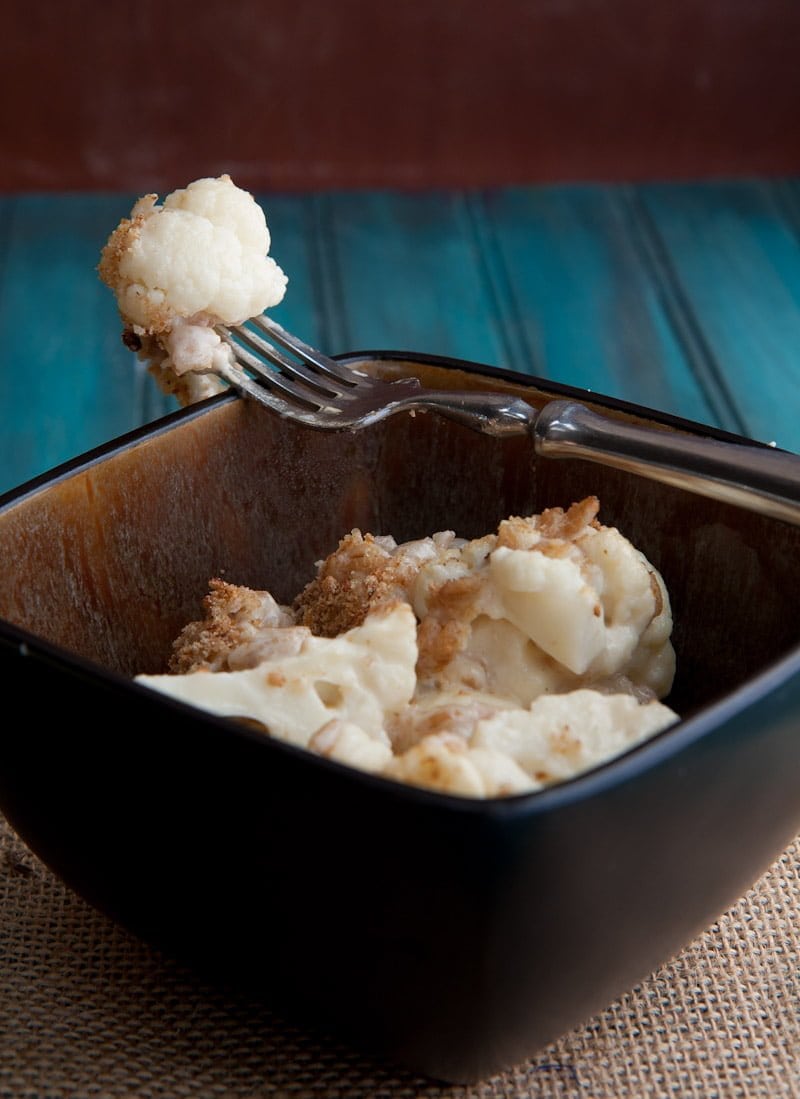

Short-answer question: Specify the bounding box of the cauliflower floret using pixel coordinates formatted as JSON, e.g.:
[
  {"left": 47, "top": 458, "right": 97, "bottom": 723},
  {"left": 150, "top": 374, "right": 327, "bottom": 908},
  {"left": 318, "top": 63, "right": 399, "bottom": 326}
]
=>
[
  {"left": 381, "top": 688, "right": 677, "bottom": 796},
  {"left": 470, "top": 689, "right": 677, "bottom": 786},
  {"left": 163, "top": 176, "right": 273, "bottom": 252},
  {"left": 384, "top": 733, "right": 536, "bottom": 798},
  {"left": 161, "top": 319, "right": 237, "bottom": 378},
  {"left": 98, "top": 174, "right": 288, "bottom": 404},
  {"left": 386, "top": 688, "right": 519, "bottom": 752},
  {"left": 138, "top": 498, "right": 680, "bottom": 799},
  {"left": 99, "top": 175, "right": 287, "bottom": 331},
  {"left": 291, "top": 498, "right": 675, "bottom": 707},
  {"left": 137, "top": 602, "right": 417, "bottom": 749},
  {"left": 412, "top": 497, "right": 676, "bottom": 705},
  {"left": 309, "top": 720, "right": 394, "bottom": 773}
]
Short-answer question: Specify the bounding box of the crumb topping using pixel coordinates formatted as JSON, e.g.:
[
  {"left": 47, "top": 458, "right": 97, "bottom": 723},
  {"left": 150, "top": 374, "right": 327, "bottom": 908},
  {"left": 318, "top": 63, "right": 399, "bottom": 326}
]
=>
[{"left": 139, "top": 499, "right": 679, "bottom": 799}]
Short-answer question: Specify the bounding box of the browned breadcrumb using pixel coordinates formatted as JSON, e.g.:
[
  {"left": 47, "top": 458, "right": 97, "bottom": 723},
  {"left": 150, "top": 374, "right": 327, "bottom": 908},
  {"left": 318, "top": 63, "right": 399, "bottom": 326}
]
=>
[
  {"left": 416, "top": 586, "right": 481, "bottom": 682},
  {"left": 293, "top": 529, "right": 417, "bottom": 637},
  {"left": 293, "top": 498, "right": 606, "bottom": 684},
  {"left": 97, "top": 200, "right": 175, "bottom": 335},
  {"left": 173, "top": 497, "right": 622, "bottom": 685},
  {"left": 97, "top": 210, "right": 146, "bottom": 293},
  {"left": 169, "top": 578, "right": 294, "bottom": 673},
  {"left": 496, "top": 496, "right": 600, "bottom": 550}
]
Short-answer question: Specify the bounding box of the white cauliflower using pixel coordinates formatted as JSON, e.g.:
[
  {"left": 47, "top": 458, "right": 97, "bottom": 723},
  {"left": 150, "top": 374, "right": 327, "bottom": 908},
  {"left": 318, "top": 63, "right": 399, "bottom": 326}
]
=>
[
  {"left": 468, "top": 689, "right": 677, "bottom": 786},
  {"left": 381, "top": 688, "right": 676, "bottom": 797},
  {"left": 136, "top": 498, "right": 680, "bottom": 799},
  {"left": 384, "top": 733, "right": 536, "bottom": 798},
  {"left": 310, "top": 720, "right": 395, "bottom": 773},
  {"left": 291, "top": 498, "right": 675, "bottom": 710},
  {"left": 409, "top": 496, "right": 675, "bottom": 705},
  {"left": 98, "top": 174, "right": 288, "bottom": 404},
  {"left": 136, "top": 602, "right": 418, "bottom": 750}
]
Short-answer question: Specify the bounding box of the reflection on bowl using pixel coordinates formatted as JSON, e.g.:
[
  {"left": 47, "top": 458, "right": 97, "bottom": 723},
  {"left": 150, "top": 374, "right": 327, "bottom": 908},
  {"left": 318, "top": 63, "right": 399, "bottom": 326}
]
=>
[{"left": 0, "top": 353, "right": 799, "bottom": 1083}]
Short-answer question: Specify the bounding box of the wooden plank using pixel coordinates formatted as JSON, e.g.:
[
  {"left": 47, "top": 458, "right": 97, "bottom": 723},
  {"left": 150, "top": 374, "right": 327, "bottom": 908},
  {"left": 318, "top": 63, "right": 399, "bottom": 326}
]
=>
[
  {"left": 0, "top": 193, "right": 320, "bottom": 496},
  {"left": 639, "top": 180, "right": 800, "bottom": 451},
  {"left": 312, "top": 191, "right": 512, "bottom": 367},
  {"left": 2, "top": 181, "right": 799, "bottom": 499},
  {"left": 478, "top": 185, "right": 723, "bottom": 427},
  {"left": 255, "top": 193, "right": 325, "bottom": 347},
  {"left": 0, "top": 194, "right": 156, "bottom": 495}
]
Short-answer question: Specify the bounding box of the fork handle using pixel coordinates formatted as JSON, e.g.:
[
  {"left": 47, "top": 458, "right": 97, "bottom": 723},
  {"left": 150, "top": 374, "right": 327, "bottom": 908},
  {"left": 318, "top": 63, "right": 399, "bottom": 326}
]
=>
[{"left": 533, "top": 400, "right": 800, "bottom": 527}]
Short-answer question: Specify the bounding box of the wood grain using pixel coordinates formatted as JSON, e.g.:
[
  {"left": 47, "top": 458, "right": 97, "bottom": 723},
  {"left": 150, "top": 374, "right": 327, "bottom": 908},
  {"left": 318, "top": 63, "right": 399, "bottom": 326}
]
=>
[{"left": 0, "top": 180, "right": 797, "bottom": 497}]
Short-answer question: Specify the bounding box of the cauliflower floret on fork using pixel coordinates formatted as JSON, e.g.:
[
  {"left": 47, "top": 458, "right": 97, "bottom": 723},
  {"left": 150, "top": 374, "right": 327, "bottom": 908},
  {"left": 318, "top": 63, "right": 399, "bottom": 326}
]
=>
[{"left": 98, "top": 174, "right": 287, "bottom": 404}]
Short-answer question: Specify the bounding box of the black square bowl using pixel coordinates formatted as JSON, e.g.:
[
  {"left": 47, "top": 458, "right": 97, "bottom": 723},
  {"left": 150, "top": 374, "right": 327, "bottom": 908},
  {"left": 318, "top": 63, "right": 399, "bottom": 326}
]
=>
[{"left": 1, "top": 353, "right": 799, "bottom": 1082}]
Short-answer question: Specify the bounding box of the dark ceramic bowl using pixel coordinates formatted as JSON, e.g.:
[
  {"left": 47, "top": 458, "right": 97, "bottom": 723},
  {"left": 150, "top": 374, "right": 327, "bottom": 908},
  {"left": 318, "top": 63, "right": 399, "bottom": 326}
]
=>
[{"left": 1, "top": 353, "right": 799, "bottom": 1083}]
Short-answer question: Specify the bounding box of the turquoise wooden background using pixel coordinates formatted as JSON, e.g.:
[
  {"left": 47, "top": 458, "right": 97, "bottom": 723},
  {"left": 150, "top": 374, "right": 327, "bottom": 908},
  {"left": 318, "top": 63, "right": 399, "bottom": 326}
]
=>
[{"left": 1, "top": 179, "right": 799, "bottom": 497}]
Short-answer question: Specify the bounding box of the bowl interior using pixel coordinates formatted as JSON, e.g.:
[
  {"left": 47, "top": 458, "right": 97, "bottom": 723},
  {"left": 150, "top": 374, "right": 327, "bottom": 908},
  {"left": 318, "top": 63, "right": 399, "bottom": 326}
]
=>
[{"left": 1, "top": 356, "right": 798, "bottom": 720}]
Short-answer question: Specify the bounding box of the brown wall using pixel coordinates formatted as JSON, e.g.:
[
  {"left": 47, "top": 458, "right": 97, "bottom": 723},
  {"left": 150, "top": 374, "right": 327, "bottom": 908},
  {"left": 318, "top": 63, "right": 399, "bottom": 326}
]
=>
[{"left": 1, "top": 0, "right": 798, "bottom": 192}]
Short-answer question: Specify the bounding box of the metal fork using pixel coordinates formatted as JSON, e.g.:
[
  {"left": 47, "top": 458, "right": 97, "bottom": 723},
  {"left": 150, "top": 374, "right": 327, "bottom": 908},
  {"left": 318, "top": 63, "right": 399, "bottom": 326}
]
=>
[{"left": 216, "top": 314, "right": 800, "bottom": 527}]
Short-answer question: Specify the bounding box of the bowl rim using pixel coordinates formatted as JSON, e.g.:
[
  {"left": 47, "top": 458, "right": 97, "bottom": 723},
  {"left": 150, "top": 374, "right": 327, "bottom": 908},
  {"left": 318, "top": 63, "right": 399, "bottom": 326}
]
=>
[{"left": 0, "top": 348, "right": 784, "bottom": 511}]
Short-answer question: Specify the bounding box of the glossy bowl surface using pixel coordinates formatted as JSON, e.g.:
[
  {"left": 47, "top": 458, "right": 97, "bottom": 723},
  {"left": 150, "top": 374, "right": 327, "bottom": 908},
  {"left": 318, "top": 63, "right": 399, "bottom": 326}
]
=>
[{"left": 1, "top": 353, "right": 799, "bottom": 1083}]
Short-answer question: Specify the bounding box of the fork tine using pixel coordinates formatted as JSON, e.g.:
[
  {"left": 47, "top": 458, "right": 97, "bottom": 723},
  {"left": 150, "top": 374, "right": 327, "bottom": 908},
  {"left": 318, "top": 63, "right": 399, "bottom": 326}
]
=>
[
  {"left": 226, "top": 321, "right": 343, "bottom": 399},
  {"left": 215, "top": 315, "right": 800, "bottom": 527},
  {"left": 250, "top": 314, "right": 363, "bottom": 387},
  {"left": 218, "top": 330, "right": 337, "bottom": 409},
  {"left": 217, "top": 358, "right": 354, "bottom": 428}
]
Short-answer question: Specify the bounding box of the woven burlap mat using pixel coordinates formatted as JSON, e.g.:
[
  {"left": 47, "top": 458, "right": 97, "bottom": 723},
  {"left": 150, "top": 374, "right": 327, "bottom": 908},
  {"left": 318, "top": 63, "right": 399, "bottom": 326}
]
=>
[{"left": 1, "top": 814, "right": 798, "bottom": 1099}]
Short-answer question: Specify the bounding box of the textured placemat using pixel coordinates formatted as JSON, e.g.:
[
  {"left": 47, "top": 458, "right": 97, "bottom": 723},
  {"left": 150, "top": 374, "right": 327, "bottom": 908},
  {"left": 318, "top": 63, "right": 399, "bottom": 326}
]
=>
[{"left": 1, "top": 813, "right": 798, "bottom": 1099}]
